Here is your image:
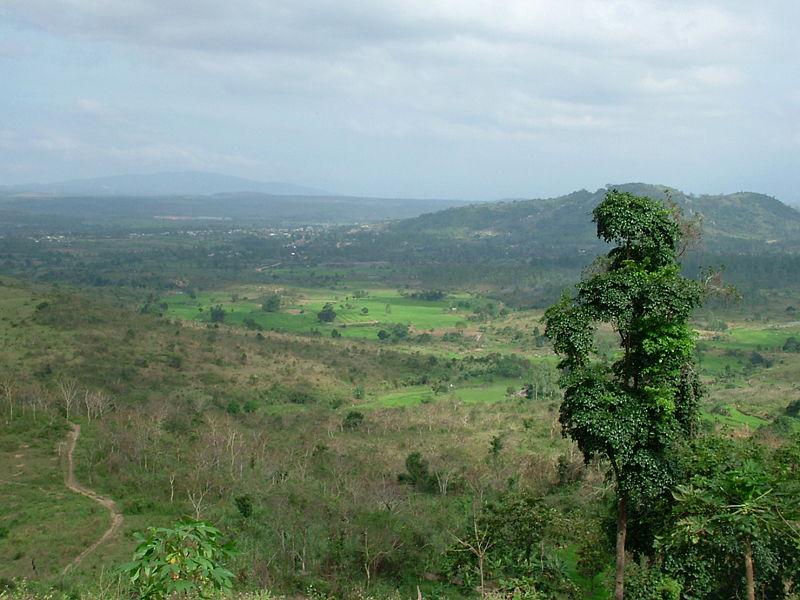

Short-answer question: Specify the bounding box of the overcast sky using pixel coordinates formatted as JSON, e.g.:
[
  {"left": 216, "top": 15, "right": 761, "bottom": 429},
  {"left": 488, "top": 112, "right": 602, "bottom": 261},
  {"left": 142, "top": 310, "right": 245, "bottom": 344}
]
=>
[{"left": 1, "top": 1, "right": 799, "bottom": 200}]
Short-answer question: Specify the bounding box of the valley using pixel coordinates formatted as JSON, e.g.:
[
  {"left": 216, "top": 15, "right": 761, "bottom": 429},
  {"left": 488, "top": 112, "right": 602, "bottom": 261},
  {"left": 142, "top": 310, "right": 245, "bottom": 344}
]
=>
[{"left": 1, "top": 184, "right": 800, "bottom": 599}]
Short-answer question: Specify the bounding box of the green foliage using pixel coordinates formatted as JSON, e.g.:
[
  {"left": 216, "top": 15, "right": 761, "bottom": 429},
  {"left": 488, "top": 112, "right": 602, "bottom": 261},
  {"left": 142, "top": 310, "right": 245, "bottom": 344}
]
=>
[
  {"left": 444, "top": 492, "right": 579, "bottom": 598},
  {"left": 317, "top": 303, "right": 336, "bottom": 323},
  {"left": 783, "top": 336, "right": 800, "bottom": 353},
  {"left": 408, "top": 290, "right": 446, "bottom": 301},
  {"left": 397, "top": 452, "right": 437, "bottom": 493},
  {"left": 624, "top": 560, "right": 681, "bottom": 600},
  {"left": 575, "top": 526, "right": 608, "bottom": 592},
  {"left": 342, "top": 410, "right": 364, "bottom": 431},
  {"left": 749, "top": 350, "right": 773, "bottom": 368},
  {"left": 234, "top": 495, "right": 253, "bottom": 519},
  {"left": 261, "top": 294, "right": 281, "bottom": 313},
  {"left": 488, "top": 435, "right": 504, "bottom": 458},
  {"left": 658, "top": 436, "right": 800, "bottom": 599},
  {"left": 122, "top": 520, "right": 237, "bottom": 599},
  {"left": 544, "top": 190, "right": 704, "bottom": 500},
  {"left": 209, "top": 305, "right": 226, "bottom": 323},
  {"left": 785, "top": 399, "right": 800, "bottom": 418}
]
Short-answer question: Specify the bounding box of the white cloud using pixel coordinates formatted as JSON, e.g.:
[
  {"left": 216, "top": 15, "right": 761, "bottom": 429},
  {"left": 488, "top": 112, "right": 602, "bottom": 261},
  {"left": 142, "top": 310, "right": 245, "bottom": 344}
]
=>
[{"left": 1, "top": 1, "right": 798, "bottom": 197}]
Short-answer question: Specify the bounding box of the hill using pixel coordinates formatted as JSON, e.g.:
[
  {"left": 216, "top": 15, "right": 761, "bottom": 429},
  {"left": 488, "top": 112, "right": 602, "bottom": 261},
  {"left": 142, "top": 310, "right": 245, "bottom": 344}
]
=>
[
  {"left": 0, "top": 171, "right": 331, "bottom": 197},
  {"left": 330, "top": 183, "right": 800, "bottom": 261}
]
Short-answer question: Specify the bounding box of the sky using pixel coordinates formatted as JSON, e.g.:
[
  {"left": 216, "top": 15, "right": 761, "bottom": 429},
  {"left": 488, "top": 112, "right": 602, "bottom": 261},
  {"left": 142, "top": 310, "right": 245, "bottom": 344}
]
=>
[{"left": 1, "top": 1, "right": 799, "bottom": 201}]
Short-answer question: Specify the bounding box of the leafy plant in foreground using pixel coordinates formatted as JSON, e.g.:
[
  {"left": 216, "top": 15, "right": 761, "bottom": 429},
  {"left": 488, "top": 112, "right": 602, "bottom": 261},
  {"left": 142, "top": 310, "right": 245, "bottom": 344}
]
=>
[{"left": 122, "top": 520, "right": 237, "bottom": 599}]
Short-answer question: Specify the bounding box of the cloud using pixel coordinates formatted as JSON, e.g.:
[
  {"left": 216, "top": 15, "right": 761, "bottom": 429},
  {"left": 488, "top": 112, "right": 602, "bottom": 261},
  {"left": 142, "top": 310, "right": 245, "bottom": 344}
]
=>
[{"left": 1, "top": 1, "right": 798, "bottom": 198}]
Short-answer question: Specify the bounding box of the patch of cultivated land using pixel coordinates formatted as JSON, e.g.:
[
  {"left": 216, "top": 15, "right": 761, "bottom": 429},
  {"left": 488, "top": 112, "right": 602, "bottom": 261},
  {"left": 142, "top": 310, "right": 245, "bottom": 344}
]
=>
[{"left": 163, "top": 286, "right": 476, "bottom": 339}]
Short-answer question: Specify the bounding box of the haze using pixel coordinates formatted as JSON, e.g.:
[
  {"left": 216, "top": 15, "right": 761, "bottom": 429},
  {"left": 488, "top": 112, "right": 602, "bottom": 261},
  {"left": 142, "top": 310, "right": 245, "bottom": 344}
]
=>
[{"left": 1, "top": 1, "right": 799, "bottom": 201}]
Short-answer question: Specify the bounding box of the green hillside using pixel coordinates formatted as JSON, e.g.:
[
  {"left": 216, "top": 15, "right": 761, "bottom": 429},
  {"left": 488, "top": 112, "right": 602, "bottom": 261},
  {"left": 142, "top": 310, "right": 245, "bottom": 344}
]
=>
[{"left": 349, "top": 183, "right": 800, "bottom": 259}]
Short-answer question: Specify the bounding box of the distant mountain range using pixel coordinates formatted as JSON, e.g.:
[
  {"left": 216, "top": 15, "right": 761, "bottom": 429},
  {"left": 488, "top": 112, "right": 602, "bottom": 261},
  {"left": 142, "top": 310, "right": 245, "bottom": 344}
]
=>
[
  {"left": 0, "top": 171, "right": 331, "bottom": 197},
  {"left": 0, "top": 180, "right": 467, "bottom": 227}
]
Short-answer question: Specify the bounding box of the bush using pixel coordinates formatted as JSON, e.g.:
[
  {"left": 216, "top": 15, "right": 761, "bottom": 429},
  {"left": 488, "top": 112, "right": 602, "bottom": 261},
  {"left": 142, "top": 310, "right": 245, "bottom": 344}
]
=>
[
  {"left": 342, "top": 411, "right": 364, "bottom": 431},
  {"left": 122, "top": 520, "right": 237, "bottom": 599},
  {"left": 786, "top": 399, "right": 800, "bottom": 418},
  {"left": 317, "top": 303, "right": 336, "bottom": 323},
  {"left": 409, "top": 290, "right": 446, "bottom": 301},
  {"left": 261, "top": 294, "right": 281, "bottom": 312},
  {"left": 783, "top": 336, "right": 800, "bottom": 353},
  {"left": 209, "top": 305, "right": 226, "bottom": 323},
  {"left": 749, "top": 351, "right": 772, "bottom": 367},
  {"left": 234, "top": 495, "right": 253, "bottom": 518},
  {"left": 443, "top": 491, "right": 576, "bottom": 597},
  {"left": 625, "top": 560, "right": 681, "bottom": 600},
  {"left": 397, "top": 452, "right": 438, "bottom": 493}
]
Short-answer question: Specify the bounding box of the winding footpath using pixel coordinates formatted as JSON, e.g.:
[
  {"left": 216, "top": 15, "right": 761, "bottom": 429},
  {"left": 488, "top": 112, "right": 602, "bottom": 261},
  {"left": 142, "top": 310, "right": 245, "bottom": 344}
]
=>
[{"left": 62, "top": 423, "right": 123, "bottom": 575}]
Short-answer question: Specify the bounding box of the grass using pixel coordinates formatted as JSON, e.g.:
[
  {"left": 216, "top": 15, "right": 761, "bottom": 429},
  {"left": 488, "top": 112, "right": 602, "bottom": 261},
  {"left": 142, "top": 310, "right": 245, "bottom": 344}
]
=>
[
  {"left": 361, "top": 379, "right": 525, "bottom": 409},
  {"left": 163, "top": 286, "right": 474, "bottom": 340},
  {"left": 5, "top": 274, "right": 800, "bottom": 598},
  {"left": 701, "top": 405, "right": 770, "bottom": 429},
  {"left": 0, "top": 418, "right": 109, "bottom": 580}
]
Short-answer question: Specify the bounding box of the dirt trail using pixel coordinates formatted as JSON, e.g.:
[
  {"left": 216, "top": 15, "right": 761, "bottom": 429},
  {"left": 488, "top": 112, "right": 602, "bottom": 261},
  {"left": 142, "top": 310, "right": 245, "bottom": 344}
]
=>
[{"left": 62, "top": 423, "right": 123, "bottom": 575}]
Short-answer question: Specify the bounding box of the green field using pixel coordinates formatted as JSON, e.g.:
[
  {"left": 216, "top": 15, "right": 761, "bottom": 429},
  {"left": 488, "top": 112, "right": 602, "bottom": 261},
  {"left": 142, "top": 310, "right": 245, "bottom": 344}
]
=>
[{"left": 163, "top": 286, "right": 476, "bottom": 340}]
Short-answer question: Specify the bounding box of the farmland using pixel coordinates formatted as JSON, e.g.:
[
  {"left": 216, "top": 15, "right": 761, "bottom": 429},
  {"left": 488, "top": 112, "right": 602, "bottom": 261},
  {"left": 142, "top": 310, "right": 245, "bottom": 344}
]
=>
[{"left": 2, "top": 192, "right": 800, "bottom": 599}]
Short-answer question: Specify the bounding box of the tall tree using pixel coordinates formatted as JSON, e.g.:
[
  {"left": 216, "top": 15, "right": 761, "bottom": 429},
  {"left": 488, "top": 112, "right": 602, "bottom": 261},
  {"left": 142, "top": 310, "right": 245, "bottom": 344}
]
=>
[{"left": 544, "top": 190, "right": 704, "bottom": 599}]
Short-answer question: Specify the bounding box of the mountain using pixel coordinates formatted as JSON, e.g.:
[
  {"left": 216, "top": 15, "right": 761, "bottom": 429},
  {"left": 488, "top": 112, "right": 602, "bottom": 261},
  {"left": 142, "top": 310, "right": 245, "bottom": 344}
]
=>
[
  {"left": 0, "top": 191, "right": 470, "bottom": 229},
  {"left": 0, "top": 171, "right": 331, "bottom": 197},
  {"left": 325, "top": 183, "right": 800, "bottom": 262}
]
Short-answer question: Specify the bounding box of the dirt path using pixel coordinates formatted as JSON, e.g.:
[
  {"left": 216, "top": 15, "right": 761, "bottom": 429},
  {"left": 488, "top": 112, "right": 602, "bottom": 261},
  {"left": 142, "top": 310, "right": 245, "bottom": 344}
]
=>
[{"left": 62, "top": 423, "right": 123, "bottom": 575}]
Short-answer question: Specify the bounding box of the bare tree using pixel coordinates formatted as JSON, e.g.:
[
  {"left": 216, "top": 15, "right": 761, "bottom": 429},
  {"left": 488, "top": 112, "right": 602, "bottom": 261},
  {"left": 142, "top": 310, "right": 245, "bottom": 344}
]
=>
[
  {"left": 83, "top": 390, "right": 112, "bottom": 421},
  {"left": 451, "top": 492, "right": 493, "bottom": 599},
  {"left": 187, "top": 484, "right": 210, "bottom": 520},
  {"left": 1, "top": 379, "right": 16, "bottom": 422},
  {"left": 169, "top": 473, "right": 176, "bottom": 503},
  {"left": 56, "top": 379, "right": 80, "bottom": 420}
]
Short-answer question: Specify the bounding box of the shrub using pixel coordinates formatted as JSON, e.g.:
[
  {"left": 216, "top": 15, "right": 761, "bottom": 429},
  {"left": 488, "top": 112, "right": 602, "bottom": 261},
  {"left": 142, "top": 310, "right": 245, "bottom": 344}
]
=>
[
  {"left": 317, "top": 303, "right": 336, "bottom": 323},
  {"left": 443, "top": 491, "right": 576, "bottom": 598},
  {"left": 234, "top": 495, "right": 253, "bottom": 519},
  {"left": 122, "top": 520, "right": 237, "bottom": 599},
  {"left": 209, "top": 305, "right": 225, "bottom": 323},
  {"left": 261, "top": 294, "right": 281, "bottom": 312},
  {"left": 342, "top": 411, "right": 364, "bottom": 431},
  {"left": 397, "top": 452, "right": 437, "bottom": 493},
  {"left": 786, "top": 399, "right": 800, "bottom": 418},
  {"left": 624, "top": 560, "right": 681, "bottom": 600},
  {"left": 783, "top": 336, "right": 800, "bottom": 353}
]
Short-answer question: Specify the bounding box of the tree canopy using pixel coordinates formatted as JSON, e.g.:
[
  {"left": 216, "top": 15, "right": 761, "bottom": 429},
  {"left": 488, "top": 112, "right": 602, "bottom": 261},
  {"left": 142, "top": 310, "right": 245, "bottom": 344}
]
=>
[{"left": 545, "top": 190, "right": 704, "bottom": 599}]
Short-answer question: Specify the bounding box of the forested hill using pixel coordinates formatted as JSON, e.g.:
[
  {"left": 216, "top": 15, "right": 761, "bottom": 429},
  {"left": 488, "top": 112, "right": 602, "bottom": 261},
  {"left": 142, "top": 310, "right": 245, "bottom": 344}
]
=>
[{"left": 351, "top": 183, "right": 800, "bottom": 259}]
